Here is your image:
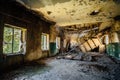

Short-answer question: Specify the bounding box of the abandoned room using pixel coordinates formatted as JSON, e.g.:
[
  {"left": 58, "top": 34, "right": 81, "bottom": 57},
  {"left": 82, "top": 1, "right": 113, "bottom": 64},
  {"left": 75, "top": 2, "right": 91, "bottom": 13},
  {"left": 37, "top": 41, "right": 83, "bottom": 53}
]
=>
[{"left": 0, "top": 0, "right": 120, "bottom": 80}]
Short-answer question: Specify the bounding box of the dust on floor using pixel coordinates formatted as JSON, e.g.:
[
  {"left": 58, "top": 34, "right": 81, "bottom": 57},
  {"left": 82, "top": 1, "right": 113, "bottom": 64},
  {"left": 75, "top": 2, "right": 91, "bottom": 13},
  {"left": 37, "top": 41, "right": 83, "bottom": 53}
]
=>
[{"left": 0, "top": 55, "right": 120, "bottom": 80}]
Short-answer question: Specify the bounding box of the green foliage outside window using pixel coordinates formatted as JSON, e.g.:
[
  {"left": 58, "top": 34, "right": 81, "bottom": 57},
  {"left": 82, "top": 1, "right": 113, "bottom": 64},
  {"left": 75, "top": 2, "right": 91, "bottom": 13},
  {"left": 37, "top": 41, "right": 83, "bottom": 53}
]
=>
[
  {"left": 3, "top": 27, "right": 13, "bottom": 53},
  {"left": 13, "top": 29, "right": 21, "bottom": 53},
  {"left": 3, "top": 25, "right": 22, "bottom": 54}
]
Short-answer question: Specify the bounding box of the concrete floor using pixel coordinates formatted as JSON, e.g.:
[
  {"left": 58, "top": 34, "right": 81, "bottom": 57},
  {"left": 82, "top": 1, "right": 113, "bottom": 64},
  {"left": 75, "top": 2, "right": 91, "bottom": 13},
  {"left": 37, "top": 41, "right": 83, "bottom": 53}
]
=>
[{"left": 0, "top": 55, "right": 120, "bottom": 80}]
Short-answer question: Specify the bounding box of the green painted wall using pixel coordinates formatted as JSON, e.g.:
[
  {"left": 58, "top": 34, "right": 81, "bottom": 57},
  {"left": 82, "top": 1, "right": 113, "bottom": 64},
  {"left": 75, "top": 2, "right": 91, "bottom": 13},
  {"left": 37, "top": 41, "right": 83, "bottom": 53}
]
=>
[
  {"left": 106, "top": 43, "right": 120, "bottom": 59},
  {"left": 50, "top": 42, "right": 57, "bottom": 56}
]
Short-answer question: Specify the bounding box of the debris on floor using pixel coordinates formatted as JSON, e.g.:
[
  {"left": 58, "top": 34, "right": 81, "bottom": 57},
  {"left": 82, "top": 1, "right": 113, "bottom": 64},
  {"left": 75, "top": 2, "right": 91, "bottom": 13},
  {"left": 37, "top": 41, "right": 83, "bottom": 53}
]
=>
[
  {"left": 57, "top": 46, "right": 103, "bottom": 61},
  {"left": 0, "top": 53, "right": 120, "bottom": 80}
]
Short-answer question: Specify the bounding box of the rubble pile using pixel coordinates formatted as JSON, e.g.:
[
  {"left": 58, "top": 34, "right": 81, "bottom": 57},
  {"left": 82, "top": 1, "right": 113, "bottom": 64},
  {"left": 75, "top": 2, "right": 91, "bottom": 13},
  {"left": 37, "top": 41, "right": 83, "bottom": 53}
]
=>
[{"left": 57, "top": 46, "right": 103, "bottom": 61}]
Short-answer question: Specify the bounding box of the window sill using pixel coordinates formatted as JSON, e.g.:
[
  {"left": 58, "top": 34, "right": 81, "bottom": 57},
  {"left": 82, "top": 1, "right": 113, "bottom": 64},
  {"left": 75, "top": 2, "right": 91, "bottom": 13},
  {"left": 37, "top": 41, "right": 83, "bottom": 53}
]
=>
[
  {"left": 3, "top": 53, "right": 25, "bottom": 56},
  {"left": 42, "top": 50, "right": 49, "bottom": 51}
]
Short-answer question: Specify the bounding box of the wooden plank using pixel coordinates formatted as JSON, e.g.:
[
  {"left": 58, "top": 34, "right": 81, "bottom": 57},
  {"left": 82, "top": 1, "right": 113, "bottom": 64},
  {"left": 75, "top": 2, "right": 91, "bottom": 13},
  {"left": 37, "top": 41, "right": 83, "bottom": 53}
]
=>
[{"left": 88, "top": 39, "right": 96, "bottom": 49}]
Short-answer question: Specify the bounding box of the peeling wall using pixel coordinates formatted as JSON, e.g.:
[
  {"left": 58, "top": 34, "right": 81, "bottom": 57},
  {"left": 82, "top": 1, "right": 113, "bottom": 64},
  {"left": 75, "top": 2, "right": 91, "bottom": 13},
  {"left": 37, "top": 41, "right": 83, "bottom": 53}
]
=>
[
  {"left": 0, "top": 1, "right": 53, "bottom": 71},
  {"left": 50, "top": 25, "right": 58, "bottom": 42},
  {"left": 18, "top": 0, "right": 120, "bottom": 26},
  {"left": 2, "top": 14, "right": 51, "bottom": 62}
]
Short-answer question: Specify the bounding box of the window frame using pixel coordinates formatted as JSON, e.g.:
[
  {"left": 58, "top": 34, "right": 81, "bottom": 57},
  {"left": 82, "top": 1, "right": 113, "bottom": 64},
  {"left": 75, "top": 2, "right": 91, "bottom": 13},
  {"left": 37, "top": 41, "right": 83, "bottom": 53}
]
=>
[
  {"left": 3, "top": 24, "right": 27, "bottom": 55},
  {"left": 41, "top": 33, "right": 49, "bottom": 51},
  {"left": 56, "top": 37, "right": 60, "bottom": 49}
]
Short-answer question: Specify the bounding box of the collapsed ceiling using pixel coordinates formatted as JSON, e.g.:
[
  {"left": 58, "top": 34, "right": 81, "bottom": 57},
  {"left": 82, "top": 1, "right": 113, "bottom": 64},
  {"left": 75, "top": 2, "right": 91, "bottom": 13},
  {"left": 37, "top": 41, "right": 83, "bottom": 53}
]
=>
[{"left": 16, "top": 0, "right": 120, "bottom": 27}]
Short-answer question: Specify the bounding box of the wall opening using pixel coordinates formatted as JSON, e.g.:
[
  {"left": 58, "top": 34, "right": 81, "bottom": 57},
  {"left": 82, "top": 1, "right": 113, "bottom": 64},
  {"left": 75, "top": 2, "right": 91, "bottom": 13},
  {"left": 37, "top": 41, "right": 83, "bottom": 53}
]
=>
[
  {"left": 3, "top": 24, "right": 27, "bottom": 55},
  {"left": 41, "top": 33, "right": 49, "bottom": 50},
  {"left": 56, "top": 37, "right": 60, "bottom": 49}
]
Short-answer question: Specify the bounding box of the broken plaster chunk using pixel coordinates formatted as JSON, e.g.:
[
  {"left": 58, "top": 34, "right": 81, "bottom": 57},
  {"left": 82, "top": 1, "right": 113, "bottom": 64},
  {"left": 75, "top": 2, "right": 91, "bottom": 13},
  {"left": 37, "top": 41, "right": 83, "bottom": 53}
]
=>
[{"left": 64, "top": 55, "right": 73, "bottom": 59}]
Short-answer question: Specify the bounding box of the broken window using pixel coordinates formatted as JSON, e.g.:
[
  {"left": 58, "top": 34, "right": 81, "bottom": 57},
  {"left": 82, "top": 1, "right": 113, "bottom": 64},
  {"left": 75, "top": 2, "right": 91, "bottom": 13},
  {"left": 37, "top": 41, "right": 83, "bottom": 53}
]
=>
[
  {"left": 41, "top": 33, "right": 49, "bottom": 50},
  {"left": 56, "top": 37, "right": 60, "bottom": 49},
  {"left": 3, "top": 24, "right": 27, "bottom": 54}
]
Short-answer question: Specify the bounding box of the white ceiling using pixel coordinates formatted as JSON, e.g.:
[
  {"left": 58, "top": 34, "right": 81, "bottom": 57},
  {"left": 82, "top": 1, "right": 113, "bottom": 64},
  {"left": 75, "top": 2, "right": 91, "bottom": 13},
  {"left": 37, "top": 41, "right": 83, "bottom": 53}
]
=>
[{"left": 17, "top": 0, "right": 120, "bottom": 27}]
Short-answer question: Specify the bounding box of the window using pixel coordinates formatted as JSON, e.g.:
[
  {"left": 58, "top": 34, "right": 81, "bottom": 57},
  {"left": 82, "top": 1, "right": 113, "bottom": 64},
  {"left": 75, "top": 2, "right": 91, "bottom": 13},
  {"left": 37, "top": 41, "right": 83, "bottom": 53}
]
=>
[
  {"left": 3, "top": 24, "right": 27, "bottom": 54},
  {"left": 41, "top": 33, "right": 49, "bottom": 50},
  {"left": 56, "top": 37, "right": 60, "bottom": 49},
  {"left": 64, "top": 39, "right": 67, "bottom": 48}
]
